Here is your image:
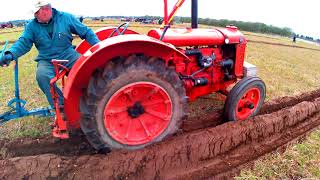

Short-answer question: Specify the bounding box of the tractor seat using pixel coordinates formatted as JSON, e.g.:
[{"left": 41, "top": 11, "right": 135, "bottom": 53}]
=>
[{"left": 147, "top": 28, "right": 225, "bottom": 47}]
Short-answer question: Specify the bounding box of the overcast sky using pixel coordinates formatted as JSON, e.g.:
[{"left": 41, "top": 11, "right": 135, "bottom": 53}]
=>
[{"left": 0, "top": 0, "right": 319, "bottom": 38}]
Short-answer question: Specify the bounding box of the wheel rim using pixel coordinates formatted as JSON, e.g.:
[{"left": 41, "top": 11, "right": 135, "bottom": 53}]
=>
[
  {"left": 236, "top": 87, "right": 261, "bottom": 121},
  {"left": 104, "top": 82, "right": 172, "bottom": 145}
]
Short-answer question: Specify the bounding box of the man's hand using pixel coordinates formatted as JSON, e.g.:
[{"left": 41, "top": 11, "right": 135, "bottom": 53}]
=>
[{"left": 0, "top": 53, "right": 13, "bottom": 67}]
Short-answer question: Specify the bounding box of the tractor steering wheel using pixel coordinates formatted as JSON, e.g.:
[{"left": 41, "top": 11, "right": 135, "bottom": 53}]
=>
[{"left": 108, "top": 22, "right": 130, "bottom": 38}]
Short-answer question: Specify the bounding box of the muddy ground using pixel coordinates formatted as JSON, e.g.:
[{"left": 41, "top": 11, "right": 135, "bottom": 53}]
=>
[{"left": 1, "top": 89, "right": 320, "bottom": 179}]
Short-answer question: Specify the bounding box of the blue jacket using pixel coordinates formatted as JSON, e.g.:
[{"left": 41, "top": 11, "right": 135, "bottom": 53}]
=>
[{"left": 9, "top": 8, "right": 100, "bottom": 63}]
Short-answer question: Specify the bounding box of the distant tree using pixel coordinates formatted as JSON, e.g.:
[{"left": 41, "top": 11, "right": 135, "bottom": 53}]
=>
[{"left": 190, "top": 17, "right": 293, "bottom": 37}]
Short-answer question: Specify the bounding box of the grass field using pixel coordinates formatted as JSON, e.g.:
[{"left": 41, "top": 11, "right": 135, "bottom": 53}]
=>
[
  {"left": 0, "top": 20, "right": 320, "bottom": 178},
  {"left": 237, "top": 129, "right": 320, "bottom": 179}
]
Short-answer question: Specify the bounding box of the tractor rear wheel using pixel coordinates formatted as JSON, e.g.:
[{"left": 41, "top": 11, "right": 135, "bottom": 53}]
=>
[
  {"left": 80, "top": 55, "right": 187, "bottom": 150},
  {"left": 224, "top": 76, "right": 266, "bottom": 121}
]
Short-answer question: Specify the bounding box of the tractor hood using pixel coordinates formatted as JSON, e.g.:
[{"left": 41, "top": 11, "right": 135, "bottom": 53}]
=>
[{"left": 147, "top": 26, "right": 246, "bottom": 47}]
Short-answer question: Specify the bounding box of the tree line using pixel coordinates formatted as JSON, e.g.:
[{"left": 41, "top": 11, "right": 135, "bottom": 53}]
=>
[{"left": 178, "top": 17, "right": 293, "bottom": 37}]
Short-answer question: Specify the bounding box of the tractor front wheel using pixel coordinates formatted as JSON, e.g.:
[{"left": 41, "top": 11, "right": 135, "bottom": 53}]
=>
[
  {"left": 224, "top": 76, "right": 266, "bottom": 121},
  {"left": 80, "top": 55, "right": 187, "bottom": 150}
]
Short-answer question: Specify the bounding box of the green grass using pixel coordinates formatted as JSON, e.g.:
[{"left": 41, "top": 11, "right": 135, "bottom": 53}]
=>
[
  {"left": 246, "top": 43, "right": 320, "bottom": 99},
  {"left": 0, "top": 31, "right": 22, "bottom": 42},
  {"left": 236, "top": 129, "right": 320, "bottom": 179},
  {"left": 0, "top": 117, "right": 51, "bottom": 139}
]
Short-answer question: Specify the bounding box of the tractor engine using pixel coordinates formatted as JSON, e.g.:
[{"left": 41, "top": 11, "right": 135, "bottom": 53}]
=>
[{"left": 148, "top": 26, "right": 247, "bottom": 101}]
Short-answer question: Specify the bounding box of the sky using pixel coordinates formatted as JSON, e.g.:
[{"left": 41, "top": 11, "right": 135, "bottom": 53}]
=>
[{"left": 0, "top": 0, "right": 319, "bottom": 39}]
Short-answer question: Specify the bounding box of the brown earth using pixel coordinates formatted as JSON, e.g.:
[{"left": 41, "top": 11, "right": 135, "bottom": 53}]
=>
[{"left": 1, "top": 89, "right": 320, "bottom": 179}]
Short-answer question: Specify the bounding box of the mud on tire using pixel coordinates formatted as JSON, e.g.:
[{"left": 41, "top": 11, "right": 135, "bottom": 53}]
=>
[{"left": 80, "top": 55, "right": 187, "bottom": 150}]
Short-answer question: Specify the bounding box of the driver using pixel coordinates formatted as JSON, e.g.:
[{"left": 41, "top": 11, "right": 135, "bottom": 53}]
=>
[{"left": 0, "top": 0, "right": 100, "bottom": 109}]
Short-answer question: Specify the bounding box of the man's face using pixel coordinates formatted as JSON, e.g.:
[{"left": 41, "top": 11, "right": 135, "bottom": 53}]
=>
[{"left": 34, "top": 5, "right": 52, "bottom": 23}]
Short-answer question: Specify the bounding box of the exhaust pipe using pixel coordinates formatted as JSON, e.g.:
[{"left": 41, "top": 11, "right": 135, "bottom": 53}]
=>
[{"left": 191, "top": 0, "right": 198, "bottom": 29}]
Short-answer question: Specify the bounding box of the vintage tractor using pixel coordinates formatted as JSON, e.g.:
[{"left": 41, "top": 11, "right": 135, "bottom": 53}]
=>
[{"left": 1, "top": 0, "right": 266, "bottom": 151}]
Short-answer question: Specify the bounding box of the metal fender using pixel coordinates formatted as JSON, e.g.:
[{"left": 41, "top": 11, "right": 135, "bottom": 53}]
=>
[
  {"left": 64, "top": 34, "right": 189, "bottom": 128},
  {"left": 75, "top": 27, "right": 140, "bottom": 55}
]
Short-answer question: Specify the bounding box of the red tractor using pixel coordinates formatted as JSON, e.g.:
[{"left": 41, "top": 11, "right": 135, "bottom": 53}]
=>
[{"left": 50, "top": 0, "right": 266, "bottom": 150}]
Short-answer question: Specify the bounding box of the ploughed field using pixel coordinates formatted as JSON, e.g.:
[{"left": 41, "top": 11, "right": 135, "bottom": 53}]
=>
[{"left": 2, "top": 89, "right": 320, "bottom": 179}]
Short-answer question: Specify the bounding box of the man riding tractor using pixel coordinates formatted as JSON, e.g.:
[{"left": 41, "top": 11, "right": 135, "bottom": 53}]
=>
[{"left": 0, "top": 1, "right": 99, "bottom": 118}]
